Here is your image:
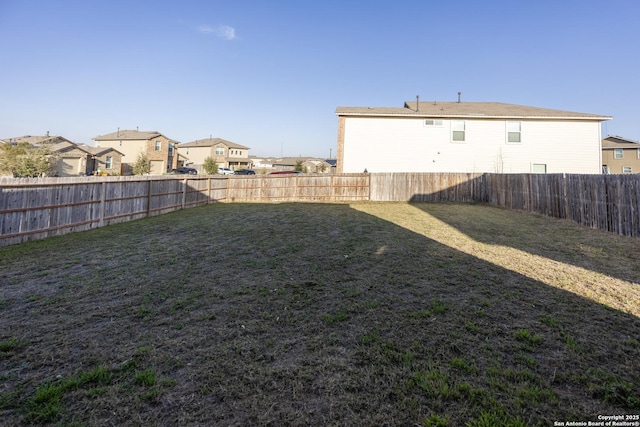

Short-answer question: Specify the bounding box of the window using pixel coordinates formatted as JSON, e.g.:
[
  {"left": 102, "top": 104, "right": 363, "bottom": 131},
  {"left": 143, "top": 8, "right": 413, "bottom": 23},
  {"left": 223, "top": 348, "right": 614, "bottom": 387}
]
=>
[
  {"left": 155, "top": 140, "right": 161, "bottom": 151},
  {"left": 425, "top": 119, "right": 443, "bottom": 127},
  {"left": 452, "top": 120, "right": 465, "bottom": 142},
  {"left": 168, "top": 144, "right": 174, "bottom": 156},
  {"left": 215, "top": 147, "right": 224, "bottom": 155},
  {"left": 637, "top": 148, "right": 640, "bottom": 159},
  {"left": 105, "top": 156, "right": 112, "bottom": 169},
  {"left": 614, "top": 149, "right": 623, "bottom": 159},
  {"left": 623, "top": 166, "right": 632, "bottom": 174},
  {"left": 507, "top": 121, "right": 521, "bottom": 143},
  {"left": 532, "top": 163, "right": 547, "bottom": 174}
]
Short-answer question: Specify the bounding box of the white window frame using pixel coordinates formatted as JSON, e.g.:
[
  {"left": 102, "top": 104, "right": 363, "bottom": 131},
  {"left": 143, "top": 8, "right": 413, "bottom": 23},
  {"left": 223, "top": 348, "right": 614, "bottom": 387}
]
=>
[
  {"left": 622, "top": 166, "right": 632, "bottom": 174},
  {"left": 532, "top": 163, "right": 547, "bottom": 174},
  {"left": 451, "top": 120, "right": 466, "bottom": 142},
  {"left": 614, "top": 148, "right": 623, "bottom": 159},
  {"left": 105, "top": 156, "right": 113, "bottom": 169},
  {"left": 424, "top": 119, "right": 443, "bottom": 127},
  {"left": 155, "top": 140, "right": 162, "bottom": 151},
  {"left": 507, "top": 121, "right": 521, "bottom": 143},
  {"left": 637, "top": 148, "right": 640, "bottom": 159},
  {"left": 215, "top": 147, "right": 224, "bottom": 155}
]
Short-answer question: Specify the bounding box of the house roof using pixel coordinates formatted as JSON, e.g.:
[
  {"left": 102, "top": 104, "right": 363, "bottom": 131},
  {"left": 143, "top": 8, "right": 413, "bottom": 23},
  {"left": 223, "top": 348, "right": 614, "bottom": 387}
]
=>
[
  {"left": 2, "top": 135, "right": 75, "bottom": 146},
  {"left": 180, "top": 137, "right": 249, "bottom": 149},
  {"left": 77, "top": 144, "right": 125, "bottom": 156},
  {"left": 93, "top": 130, "right": 172, "bottom": 141},
  {"left": 336, "top": 101, "right": 611, "bottom": 121},
  {"left": 602, "top": 136, "right": 640, "bottom": 149}
]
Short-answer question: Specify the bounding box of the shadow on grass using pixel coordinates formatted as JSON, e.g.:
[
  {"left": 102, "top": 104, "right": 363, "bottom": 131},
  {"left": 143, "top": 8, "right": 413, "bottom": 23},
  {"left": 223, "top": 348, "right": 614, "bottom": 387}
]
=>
[{"left": 0, "top": 202, "right": 639, "bottom": 426}]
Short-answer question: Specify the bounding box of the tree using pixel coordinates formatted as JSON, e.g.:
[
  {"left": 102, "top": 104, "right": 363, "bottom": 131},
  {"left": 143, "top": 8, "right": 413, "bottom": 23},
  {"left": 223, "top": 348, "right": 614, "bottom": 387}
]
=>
[
  {"left": 203, "top": 157, "right": 218, "bottom": 175},
  {"left": 0, "top": 142, "right": 56, "bottom": 177},
  {"left": 132, "top": 153, "right": 151, "bottom": 175},
  {"left": 294, "top": 160, "right": 304, "bottom": 172}
]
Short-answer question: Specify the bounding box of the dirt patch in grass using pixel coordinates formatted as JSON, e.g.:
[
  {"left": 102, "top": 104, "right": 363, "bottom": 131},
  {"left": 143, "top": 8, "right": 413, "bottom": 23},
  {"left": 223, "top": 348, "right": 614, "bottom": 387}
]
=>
[{"left": 1, "top": 202, "right": 639, "bottom": 426}]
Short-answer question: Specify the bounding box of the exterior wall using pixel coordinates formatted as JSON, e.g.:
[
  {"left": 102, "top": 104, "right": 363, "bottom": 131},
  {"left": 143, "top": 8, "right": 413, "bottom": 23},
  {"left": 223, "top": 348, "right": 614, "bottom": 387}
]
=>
[
  {"left": 91, "top": 152, "right": 123, "bottom": 175},
  {"left": 96, "top": 140, "right": 147, "bottom": 168},
  {"left": 602, "top": 148, "right": 640, "bottom": 174},
  {"left": 180, "top": 146, "right": 213, "bottom": 166},
  {"left": 340, "top": 116, "right": 603, "bottom": 174},
  {"left": 96, "top": 137, "right": 177, "bottom": 174},
  {"left": 146, "top": 136, "right": 176, "bottom": 173},
  {"left": 54, "top": 147, "right": 88, "bottom": 176}
]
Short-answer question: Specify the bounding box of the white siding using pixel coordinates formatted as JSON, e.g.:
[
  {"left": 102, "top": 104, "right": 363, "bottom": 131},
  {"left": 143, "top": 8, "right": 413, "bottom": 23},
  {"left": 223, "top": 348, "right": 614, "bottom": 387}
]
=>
[{"left": 342, "top": 117, "right": 602, "bottom": 174}]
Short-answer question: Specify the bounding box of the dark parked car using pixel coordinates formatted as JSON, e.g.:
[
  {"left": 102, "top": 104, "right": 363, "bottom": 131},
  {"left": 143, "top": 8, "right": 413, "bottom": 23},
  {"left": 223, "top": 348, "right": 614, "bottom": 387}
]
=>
[
  {"left": 171, "top": 167, "right": 198, "bottom": 175},
  {"left": 234, "top": 169, "right": 256, "bottom": 175},
  {"left": 269, "top": 170, "right": 302, "bottom": 175}
]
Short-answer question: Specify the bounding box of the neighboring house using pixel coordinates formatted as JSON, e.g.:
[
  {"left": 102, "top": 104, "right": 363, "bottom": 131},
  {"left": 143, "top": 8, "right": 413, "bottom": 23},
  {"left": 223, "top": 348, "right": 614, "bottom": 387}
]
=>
[
  {"left": 335, "top": 100, "right": 612, "bottom": 174},
  {"left": 76, "top": 144, "right": 124, "bottom": 175},
  {"left": 1, "top": 135, "right": 123, "bottom": 176},
  {"left": 178, "top": 137, "right": 251, "bottom": 172},
  {"left": 272, "top": 157, "right": 333, "bottom": 173},
  {"left": 93, "top": 130, "right": 179, "bottom": 175},
  {"left": 602, "top": 136, "right": 640, "bottom": 174}
]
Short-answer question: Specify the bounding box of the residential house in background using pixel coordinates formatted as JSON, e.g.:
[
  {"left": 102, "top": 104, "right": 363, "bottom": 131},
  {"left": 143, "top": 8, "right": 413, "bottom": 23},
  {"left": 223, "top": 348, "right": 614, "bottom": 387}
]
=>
[
  {"left": 602, "top": 136, "right": 640, "bottom": 174},
  {"left": 76, "top": 144, "right": 124, "bottom": 175},
  {"left": 336, "top": 100, "right": 611, "bottom": 174},
  {"left": 271, "top": 157, "right": 333, "bottom": 173},
  {"left": 1, "top": 134, "right": 123, "bottom": 176},
  {"left": 178, "top": 137, "right": 251, "bottom": 172},
  {"left": 93, "top": 130, "right": 179, "bottom": 175}
]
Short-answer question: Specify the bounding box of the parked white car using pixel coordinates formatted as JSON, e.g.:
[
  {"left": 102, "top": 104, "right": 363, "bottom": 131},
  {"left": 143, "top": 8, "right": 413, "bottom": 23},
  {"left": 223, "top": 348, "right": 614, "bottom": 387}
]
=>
[{"left": 217, "top": 167, "right": 234, "bottom": 175}]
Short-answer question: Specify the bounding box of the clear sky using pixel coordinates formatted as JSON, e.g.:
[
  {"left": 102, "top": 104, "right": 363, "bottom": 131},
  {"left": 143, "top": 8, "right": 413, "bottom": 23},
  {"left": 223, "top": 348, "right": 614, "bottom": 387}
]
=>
[{"left": 1, "top": 0, "right": 638, "bottom": 158}]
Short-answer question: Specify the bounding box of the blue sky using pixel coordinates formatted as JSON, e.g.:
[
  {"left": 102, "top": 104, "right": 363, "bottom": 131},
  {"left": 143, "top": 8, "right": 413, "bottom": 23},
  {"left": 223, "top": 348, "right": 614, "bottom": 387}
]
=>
[{"left": 1, "top": 0, "right": 638, "bottom": 158}]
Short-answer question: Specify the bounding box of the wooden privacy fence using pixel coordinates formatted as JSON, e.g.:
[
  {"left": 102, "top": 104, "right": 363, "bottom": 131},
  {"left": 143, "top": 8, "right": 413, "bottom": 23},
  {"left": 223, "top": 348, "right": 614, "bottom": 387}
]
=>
[
  {"left": 1, "top": 172, "right": 640, "bottom": 246},
  {"left": 0, "top": 174, "right": 369, "bottom": 246}
]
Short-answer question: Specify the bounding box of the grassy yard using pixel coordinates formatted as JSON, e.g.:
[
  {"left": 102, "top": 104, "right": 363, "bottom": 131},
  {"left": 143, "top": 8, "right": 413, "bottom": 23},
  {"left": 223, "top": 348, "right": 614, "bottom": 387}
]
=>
[{"left": 1, "top": 202, "right": 639, "bottom": 426}]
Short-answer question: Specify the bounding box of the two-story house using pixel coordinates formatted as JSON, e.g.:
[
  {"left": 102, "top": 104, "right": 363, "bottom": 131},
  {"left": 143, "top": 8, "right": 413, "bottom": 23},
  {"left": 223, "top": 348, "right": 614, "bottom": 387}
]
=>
[
  {"left": 602, "top": 136, "right": 640, "bottom": 174},
  {"left": 336, "top": 100, "right": 611, "bottom": 174},
  {"left": 178, "top": 137, "right": 251, "bottom": 172},
  {"left": 93, "top": 129, "right": 179, "bottom": 175}
]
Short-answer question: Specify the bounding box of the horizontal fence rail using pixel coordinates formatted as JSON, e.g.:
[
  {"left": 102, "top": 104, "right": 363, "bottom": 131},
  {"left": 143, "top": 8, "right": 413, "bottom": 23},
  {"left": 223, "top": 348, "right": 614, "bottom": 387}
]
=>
[{"left": 2, "top": 172, "right": 640, "bottom": 246}]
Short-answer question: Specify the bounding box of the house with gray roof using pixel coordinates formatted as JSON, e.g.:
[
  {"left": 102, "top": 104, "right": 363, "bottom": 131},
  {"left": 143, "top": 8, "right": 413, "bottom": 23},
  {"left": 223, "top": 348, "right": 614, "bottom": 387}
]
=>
[
  {"left": 336, "top": 100, "right": 611, "bottom": 174},
  {"left": 178, "top": 137, "right": 251, "bottom": 173},
  {"left": 602, "top": 136, "right": 640, "bottom": 174}
]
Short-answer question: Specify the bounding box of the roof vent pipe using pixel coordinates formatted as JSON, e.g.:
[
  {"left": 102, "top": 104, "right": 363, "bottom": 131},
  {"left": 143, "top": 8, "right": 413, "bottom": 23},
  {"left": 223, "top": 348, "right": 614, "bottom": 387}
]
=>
[
  {"left": 457, "top": 92, "right": 461, "bottom": 103},
  {"left": 416, "top": 95, "right": 420, "bottom": 112}
]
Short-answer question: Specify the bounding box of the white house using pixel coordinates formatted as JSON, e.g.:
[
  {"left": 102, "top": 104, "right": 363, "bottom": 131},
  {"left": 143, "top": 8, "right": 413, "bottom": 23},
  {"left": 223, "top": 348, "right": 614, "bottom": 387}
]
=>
[{"left": 335, "top": 101, "right": 611, "bottom": 174}]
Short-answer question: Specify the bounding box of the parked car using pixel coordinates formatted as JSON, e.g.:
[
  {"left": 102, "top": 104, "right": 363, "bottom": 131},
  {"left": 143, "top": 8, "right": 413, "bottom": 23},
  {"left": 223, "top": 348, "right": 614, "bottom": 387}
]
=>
[
  {"left": 217, "top": 167, "right": 234, "bottom": 175},
  {"left": 171, "top": 167, "right": 197, "bottom": 175},
  {"left": 269, "top": 170, "right": 302, "bottom": 175},
  {"left": 234, "top": 169, "right": 256, "bottom": 175}
]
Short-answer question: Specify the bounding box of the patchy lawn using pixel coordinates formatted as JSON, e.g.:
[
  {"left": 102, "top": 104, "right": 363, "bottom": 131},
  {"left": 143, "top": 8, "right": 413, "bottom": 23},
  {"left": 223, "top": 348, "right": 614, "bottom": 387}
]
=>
[{"left": 1, "top": 202, "right": 639, "bottom": 426}]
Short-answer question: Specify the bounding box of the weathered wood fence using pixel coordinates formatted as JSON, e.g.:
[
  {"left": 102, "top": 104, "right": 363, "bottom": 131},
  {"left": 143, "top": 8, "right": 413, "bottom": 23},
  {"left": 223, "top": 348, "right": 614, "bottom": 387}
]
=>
[{"left": 1, "top": 172, "right": 639, "bottom": 246}]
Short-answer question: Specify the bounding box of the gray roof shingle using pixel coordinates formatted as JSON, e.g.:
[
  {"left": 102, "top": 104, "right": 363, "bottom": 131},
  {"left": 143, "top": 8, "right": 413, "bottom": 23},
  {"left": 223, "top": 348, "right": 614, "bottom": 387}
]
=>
[{"left": 336, "top": 101, "right": 611, "bottom": 120}]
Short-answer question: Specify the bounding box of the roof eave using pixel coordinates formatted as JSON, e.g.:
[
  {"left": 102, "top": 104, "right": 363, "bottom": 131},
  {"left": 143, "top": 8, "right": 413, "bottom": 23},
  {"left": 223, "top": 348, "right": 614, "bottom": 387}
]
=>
[{"left": 336, "top": 111, "right": 612, "bottom": 121}]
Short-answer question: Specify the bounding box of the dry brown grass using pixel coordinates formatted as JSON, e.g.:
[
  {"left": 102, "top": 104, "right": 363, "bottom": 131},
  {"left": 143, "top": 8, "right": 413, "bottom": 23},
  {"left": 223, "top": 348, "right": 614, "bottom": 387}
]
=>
[{"left": 1, "top": 202, "right": 639, "bottom": 426}]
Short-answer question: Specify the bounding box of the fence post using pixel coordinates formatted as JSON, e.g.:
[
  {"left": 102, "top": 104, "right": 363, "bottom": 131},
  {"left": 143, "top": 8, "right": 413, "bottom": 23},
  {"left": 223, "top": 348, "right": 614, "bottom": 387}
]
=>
[
  {"left": 182, "top": 178, "right": 187, "bottom": 209},
  {"left": 207, "top": 177, "right": 212, "bottom": 204},
  {"left": 146, "top": 180, "right": 152, "bottom": 217},
  {"left": 98, "top": 181, "right": 106, "bottom": 227},
  {"left": 562, "top": 173, "right": 569, "bottom": 220}
]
